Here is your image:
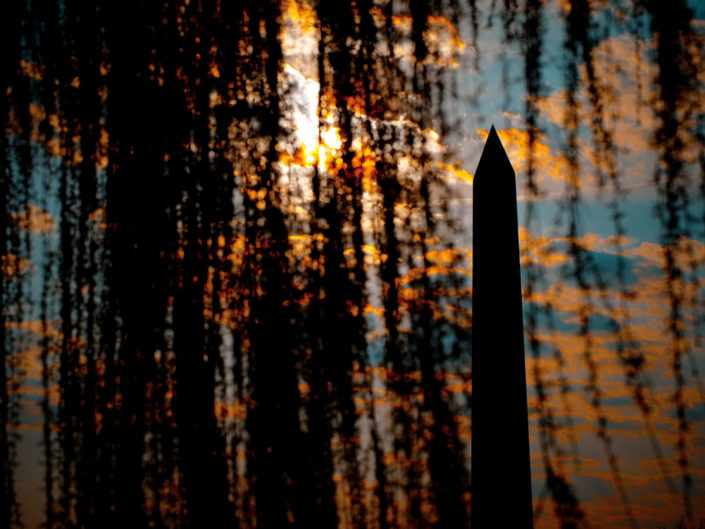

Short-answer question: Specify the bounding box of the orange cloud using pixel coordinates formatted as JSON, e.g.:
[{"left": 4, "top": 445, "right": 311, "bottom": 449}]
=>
[
  {"left": 11, "top": 204, "right": 56, "bottom": 234},
  {"left": 436, "top": 161, "right": 473, "bottom": 184},
  {"left": 372, "top": 10, "right": 467, "bottom": 69},
  {"left": 19, "top": 60, "right": 44, "bottom": 80},
  {"left": 532, "top": 34, "right": 705, "bottom": 193},
  {"left": 477, "top": 127, "right": 571, "bottom": 185},
  {"left": 1, "top": 253, "right": 32, "bottom": 276}
]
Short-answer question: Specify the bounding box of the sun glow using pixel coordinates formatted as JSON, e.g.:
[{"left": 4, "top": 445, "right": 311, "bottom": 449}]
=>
[
  {"left": 297, "top": 125, "right": 343, "bottom": 170},
  {"left": 321, "top": 126, "right": 342, "bottom": 150}
]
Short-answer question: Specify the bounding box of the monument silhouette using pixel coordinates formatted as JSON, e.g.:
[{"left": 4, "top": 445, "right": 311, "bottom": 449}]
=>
[{"left": 471, "top": 126, "right": 534, "bottom": 528}]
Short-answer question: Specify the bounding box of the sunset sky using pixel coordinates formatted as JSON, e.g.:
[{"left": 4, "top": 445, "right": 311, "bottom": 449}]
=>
[{"left": 5, "top": 1, "right": 705, "bottom": 528}]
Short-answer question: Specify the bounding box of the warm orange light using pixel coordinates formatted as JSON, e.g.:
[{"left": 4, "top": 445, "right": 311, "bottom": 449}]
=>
[
  {"left": 436, "top": 161, "right": 473, "bottom": 184},
  {"left": 477, "top": 127, "right": 569, "bottom": 183},
  {"left": 321, "top": 126, "right": 342, "bottom": 150},
  {"left": 292, "top": 126, "right": 343, "bottom": 170}
]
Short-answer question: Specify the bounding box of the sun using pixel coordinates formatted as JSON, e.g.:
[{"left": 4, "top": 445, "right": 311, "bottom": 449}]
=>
[{"left": 297, "top": 120, "right": 343, "bottom": 171}]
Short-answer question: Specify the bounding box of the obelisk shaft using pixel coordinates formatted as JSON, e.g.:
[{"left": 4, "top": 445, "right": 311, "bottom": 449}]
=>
[{"left": 471, "top": 126, "right": 533, "bottom": 528}]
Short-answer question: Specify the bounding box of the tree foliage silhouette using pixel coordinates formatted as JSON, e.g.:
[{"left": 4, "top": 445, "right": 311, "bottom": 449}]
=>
[{"left": 1, "top": 1, "right": 704, "bottom": 529}]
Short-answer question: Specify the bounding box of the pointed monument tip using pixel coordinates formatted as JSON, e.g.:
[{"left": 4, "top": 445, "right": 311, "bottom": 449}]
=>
[
  {"left": 485, "top": 124, "right": 502, "bottom": 149},
  {"left": 475, "top": 123, "right": 514, "bottom": 179},
  {"left": 486, "top": 125, "right": 501, "bottom": 147}
]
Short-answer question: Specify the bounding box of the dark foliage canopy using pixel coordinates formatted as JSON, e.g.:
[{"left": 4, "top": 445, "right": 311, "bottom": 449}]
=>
[{"left": 1, "top": 1, "right": 704, "bottom": 528}]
